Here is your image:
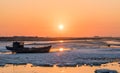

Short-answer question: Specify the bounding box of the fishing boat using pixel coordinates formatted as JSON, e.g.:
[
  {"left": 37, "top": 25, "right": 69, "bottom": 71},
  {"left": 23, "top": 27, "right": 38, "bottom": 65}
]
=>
[{"left": 6, "top": 42, "right": 52, "bottom": 53}]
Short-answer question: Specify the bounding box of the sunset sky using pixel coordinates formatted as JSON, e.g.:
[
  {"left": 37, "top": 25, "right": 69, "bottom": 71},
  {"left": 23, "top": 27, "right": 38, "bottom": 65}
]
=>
[{"left": 0, "top": 0, "right": 120, "bottom": 37}]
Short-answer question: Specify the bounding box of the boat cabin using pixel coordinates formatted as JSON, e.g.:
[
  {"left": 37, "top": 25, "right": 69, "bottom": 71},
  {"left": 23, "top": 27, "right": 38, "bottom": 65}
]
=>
[{"left": 13, "top": 41, "right": 24, "bottom": 48}]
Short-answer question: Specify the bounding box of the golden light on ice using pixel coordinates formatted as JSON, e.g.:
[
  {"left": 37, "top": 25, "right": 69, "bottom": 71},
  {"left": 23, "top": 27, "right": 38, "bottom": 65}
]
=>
[
  {"left": 59, "top": 40, "right": 64, "bottom": 43},
  {"left": 59, "top": 48, "right": 64, "bottom": 52},
  {"left": 58, "top": 24, "right": 64, "bottom": 30}
]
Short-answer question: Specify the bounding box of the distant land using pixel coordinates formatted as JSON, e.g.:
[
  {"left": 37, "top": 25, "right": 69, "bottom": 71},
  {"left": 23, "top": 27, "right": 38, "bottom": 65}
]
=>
[{"left": 0, "top": 36, "right": 120, "bottom": 41}]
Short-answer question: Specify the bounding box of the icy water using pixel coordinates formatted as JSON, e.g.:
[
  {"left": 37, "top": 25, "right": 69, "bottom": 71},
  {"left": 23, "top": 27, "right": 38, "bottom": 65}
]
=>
[{"left": 0, "top": 40, "right": 120, "bottom": 73}]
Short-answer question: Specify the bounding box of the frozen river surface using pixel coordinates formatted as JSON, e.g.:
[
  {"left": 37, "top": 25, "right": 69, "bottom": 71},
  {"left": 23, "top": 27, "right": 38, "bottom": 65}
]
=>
[{"left": 0, "top": 40, "right": 120, "bottom": 66}]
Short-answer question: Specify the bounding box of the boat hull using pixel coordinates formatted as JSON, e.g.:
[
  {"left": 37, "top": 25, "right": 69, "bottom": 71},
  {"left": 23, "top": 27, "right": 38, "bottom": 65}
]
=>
[{"left": 6, "top": 45, "right": 51, "bottom": 53}]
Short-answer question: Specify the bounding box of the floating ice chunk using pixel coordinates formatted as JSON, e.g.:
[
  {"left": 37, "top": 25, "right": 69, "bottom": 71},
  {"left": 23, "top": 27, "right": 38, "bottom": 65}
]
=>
[
  {"left": 57, "top": 63, "right": 77, "bottom": 67},
  {"left": 95, "top": 69, "right": 118, "bottom": 73}
]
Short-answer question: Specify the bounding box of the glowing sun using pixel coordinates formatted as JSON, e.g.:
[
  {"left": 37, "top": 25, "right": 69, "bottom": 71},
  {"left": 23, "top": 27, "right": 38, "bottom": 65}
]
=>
[{"left": 58, "top": 24, "right": 64, "bottom": 30}]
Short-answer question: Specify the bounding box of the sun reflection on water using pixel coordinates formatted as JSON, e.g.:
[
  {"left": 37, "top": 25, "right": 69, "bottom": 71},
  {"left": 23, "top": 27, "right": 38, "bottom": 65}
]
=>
[
  {"left": 59, "top": 40, "right": 64, "bottom": 43},
  {"left": 59, "top": 48, "right": 64, "bottom": 52},
  {"left": 50, "top": 47, "right": 71, "bottom": 52}
]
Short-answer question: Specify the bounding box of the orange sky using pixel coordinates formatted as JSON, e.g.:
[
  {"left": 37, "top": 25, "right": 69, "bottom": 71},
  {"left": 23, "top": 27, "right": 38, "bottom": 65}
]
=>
[{"left": 0, "top": 0, "right": 120, "bottom": 37}]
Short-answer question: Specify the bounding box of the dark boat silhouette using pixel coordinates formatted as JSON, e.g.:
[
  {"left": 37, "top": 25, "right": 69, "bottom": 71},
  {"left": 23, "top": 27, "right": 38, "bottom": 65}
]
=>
[{"left": 6, "top": 42, "right": 52, "bottom": 53}]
